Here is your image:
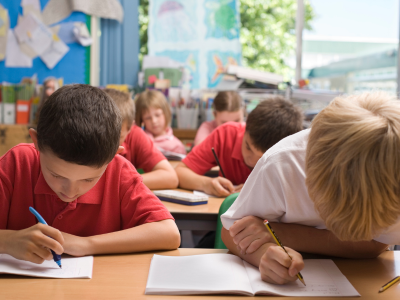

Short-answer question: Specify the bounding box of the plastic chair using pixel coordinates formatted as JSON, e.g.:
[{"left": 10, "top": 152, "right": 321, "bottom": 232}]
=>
[{"left": 214, "top": 193, "right": 240, "bottom": 249}]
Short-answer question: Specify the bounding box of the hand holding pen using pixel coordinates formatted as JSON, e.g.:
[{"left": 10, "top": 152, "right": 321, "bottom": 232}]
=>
[
  {"left": 29, "top": 207, "right": 63, "bottom": 268},
  {"left": 261, "top": 220, "right": 306, "bottom": 286},
  {"left": 1, "top": 214, "right": 64, "bottom": 266}
]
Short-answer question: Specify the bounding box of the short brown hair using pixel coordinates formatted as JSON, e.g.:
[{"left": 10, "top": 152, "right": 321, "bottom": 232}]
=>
[
  {"left": 213, "top": 91, "right": 242, "bottom": 112},
  {"left": 104, "top": 88, "right": 135, "bottom": 129},
  {"left": 246, "top": 97, "right": 303, "bottom": 152},
  {"left": 135, "top": 90, "right": 171, "bottom": 128},
  {"left": 37, "top": 84, "right": 121, "bottom": 168},
  {"left": 306, "top": 92, "right": 400, "bottom": 241}
]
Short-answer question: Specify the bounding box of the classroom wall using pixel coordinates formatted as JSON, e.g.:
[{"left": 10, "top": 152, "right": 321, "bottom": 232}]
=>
[{"left": 0, "top": 0, "right": 90, "bottom": 84}]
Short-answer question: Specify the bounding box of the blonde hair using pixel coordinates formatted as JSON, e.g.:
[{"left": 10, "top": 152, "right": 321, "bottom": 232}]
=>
[
  {"left": 306, "top": 92, "right": 400, "bottom": 241},
  {"left": 103, "top": 88, "right": 135, "bottom": 129},
  {"left": 213, "top": 91, "right": 242, "bottom": 112},
  {"left": 135, "top": 90, "right": 171, "bottom": 129}
]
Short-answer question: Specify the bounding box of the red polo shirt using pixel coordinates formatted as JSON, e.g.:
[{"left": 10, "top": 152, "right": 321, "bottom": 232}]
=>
[
  {"left": 0, "top": 144, "right": 173, "bottom": 237},
  {"left": 182, "top": 122, "right": 251, "bottom": 185},
  {"left": 120, "top": 125, "right": 166, "bottom": 172}
]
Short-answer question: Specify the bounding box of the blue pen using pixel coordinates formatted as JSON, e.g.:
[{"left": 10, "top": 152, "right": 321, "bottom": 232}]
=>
[{"left": 29, "top": 207, "right": 62, "bottom": 268}]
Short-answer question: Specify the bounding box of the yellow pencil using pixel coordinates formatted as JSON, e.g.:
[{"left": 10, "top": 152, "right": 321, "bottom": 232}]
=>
[
  {"left": 379, "top": 276, "right": 400, "bottom": 293},
  {"left": 263, "top": 220, "right": 306, "bottom": 286}
]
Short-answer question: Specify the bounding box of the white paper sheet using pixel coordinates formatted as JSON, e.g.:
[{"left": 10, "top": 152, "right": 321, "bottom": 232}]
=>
[
  {"left": 244, "top": 259, "right": 360, "bottom": 297},
  {"left": 25, "top": 15, "right": 53, "bottom": 56},
  {"left": 21, "top": 0, "right": 41, "bottom": 11},
  {"left": 145, "top": 254, "right": 360, "bottom": 297},
  {"left": 5, "top": 29, "right": 32, "bottom": 67},
  {"left": 14, "top": 14, "right": 38, "bottom": 43},
  {"left": 40, "top": 36, "right": 69, "bottom": 69},
  {"left": 42, "top": 0, "right": 123, "bottom": 26},
  {"left": 73, "top": 22, "right": 92, "bottom": 46},
  {"left": 0, "top": 254, "right": 93, "bottom": 279}
]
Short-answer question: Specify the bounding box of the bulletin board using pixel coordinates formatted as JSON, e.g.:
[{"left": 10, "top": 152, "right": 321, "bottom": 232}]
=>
[{"left": 0, "top": 0, "right": 90, "bottom": 84}]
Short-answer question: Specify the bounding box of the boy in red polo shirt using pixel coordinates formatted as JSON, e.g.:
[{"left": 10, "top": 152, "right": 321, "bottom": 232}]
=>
[
  {"left": 0, "top": 84, "right": 180, "bottom": 265},
  {"left": 104, "top": 89, "right": 178, "bottom": 190},
  {"left": 176, "top": 97, "right": 304, "bottom": 197}
]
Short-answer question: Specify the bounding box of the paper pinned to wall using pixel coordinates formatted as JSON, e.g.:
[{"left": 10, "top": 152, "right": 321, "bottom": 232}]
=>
[
  {"left": 42, "top": 0, "right": 124, "bottom": 26},
  {"left": 14, "top": 14, "right": 38, "bottom": 43},
  {"left": 53, "top": 22, "right": 76, "bottom": 44},
  {"left": 5, "top": 29, "right": 32, "bottom": 67},
  {"left": 23, "top": 14, "right": 53, "bottom": 56},
  {"left": 72, "top": 22, "right": 92, "bottom": 46},
  {"left": 21, "top": 0, "right": 41, "bottom": 12},
  {"left": 40, "top": 34, "right": 69, "bottom": 69},
  {"left": 0, "top": 4, "right": 9, "bottom": 61}
]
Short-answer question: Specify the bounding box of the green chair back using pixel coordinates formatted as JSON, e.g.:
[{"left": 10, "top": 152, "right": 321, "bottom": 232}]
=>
[{"left": 214, "top": 193, "right": 239, "bottom": 249}]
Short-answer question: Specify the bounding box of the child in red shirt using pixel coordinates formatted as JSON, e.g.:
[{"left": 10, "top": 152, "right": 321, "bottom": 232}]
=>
[
  {"left": 176, "top": 97, "right": 304, "bottom": 197},
  {"left": 0, "top": 84, "right": 180, "bottom": 265},
  {"left": 104, "top": 89, "right": 178, "bottom": 189}
]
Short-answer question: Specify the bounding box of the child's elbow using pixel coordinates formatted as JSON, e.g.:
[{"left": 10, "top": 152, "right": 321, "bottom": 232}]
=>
[
  {"left": 167, "top": 228, "right": 181, "bottom": 249},
  {"left": 168, "top": 172, "right": 179, "bottom": 189}
]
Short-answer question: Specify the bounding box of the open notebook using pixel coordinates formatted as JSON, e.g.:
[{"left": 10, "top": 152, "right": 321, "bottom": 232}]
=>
[
  {"left": 0, "top": 254, "right": 93, "bottom": 279},
  {"left": 145, "top": 254, "right": 360, "bottom": 297}
]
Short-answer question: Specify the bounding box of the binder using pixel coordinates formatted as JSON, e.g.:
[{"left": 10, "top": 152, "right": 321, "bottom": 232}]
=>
[{"left": 16, "top": 100, "right": 30, "bottom": 124}]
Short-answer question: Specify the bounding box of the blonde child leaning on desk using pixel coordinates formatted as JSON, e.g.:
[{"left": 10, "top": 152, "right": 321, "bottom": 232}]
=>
[{"left": 221, "top": 92, "right": 399, "bottom": 285}]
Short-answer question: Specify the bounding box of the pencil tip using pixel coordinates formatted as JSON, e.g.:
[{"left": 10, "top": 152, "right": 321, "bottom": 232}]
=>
[{"left": 59, "top": 265, "right": 62, "bottom": 269}]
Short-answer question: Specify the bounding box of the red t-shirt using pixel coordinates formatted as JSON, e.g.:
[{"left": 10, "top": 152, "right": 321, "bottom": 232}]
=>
[
  {"left": 120, "top": 125, "right": 166, "bottom": 172},
  {"left": 182, "top": 122, "right": 251, "bottom": 185},
  {"left": 0, "top": 144, "right": 173, "bottom": 237}
]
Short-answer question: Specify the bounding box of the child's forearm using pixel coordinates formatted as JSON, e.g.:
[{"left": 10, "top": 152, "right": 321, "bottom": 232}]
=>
[
  {"left": 63, "top": 219, "right": 180, "bottom": 256},
  {"left": 221, "top": 227, "right": 273, "bottom": 267},
  {"left": 142, "top": 161, "right": 179, "bottom": 189},
  {"left": 175, "top": 163, "right": 210, "bottom": 191},
  {"left": 269, "top": 223, "right": 388, "bottom": 258}
]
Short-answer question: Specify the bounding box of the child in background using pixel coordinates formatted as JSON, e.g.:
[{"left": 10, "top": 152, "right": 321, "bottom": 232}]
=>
[
  {"left": 194, "top": 91, "right": 244, "bottom": 146},
  {"left": 221, "top": 92, "right": 399, "bottom": 285},
  {"left": 176, "top": 97, "right": 304, "bottom": 197},
  {"left": 135, "top": 90, "right": 186, "bottom": 155},
  {"left": 0, "top": 84, "right": 180, "bottom": 265},
  {"left": 104, "top": 89, "right": 178, "bottom": 190}
]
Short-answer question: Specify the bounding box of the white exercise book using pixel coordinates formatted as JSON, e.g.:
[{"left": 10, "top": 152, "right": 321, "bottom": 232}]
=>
[
  {"left": 0, "top": 254, "right": 93, "bottom": 279},
  {"left": 145, "top": 254, "right": 360, "bottom": 297}
]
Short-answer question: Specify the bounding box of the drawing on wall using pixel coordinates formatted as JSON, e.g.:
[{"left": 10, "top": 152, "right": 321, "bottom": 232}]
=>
[
  {"left": 207, "top": 51, "right": 240, "bottom": 88},
  {"left": 204, "top": 0, "right": 239, "bottom": 40},
  {"left": 149, "top": 0, "right": 241, "bottom": 89},
  {"left": 150, "top": 0, "right": 197, "bottom": 43}
]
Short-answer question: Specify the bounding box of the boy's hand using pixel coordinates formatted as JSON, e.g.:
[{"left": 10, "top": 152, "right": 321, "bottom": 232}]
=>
[
  {"left": 229, "top": 216, "right": 273, "bottom": 254},
  {"left": 61, "top": 232, "right": 91, "bottom": 257},
  {"left": 204, "top": 176, "right": 235, "bottom": 197},
  {"left": 233, "top": 184, "right": 244, "bottom": 193},
  {"left": 260, "top": 245, "right": 304, "bottom": 285},
  {"left": 5, "top": 224, "right": 64, "bottom": 264}
]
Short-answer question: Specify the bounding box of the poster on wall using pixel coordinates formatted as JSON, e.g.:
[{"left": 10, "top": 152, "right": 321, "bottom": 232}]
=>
[{"left": 148, "top": 0, "right": 242, "bottom": 89}]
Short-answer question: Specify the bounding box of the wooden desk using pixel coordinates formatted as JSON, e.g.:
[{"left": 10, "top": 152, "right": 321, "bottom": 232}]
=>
[
  {"left": 2, "top": 249, "right": 400, "bottom": 299},
  {"left": 161, "top": 189, "right": 224, "bottom": 231}
]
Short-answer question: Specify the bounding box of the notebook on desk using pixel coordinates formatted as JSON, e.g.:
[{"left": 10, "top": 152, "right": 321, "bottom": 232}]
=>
[
  {"left": 153, "top": 190, "right": 208, "bottom": 205},
  {"left": 145, "top": 254, "right": 360, "bottom": 297},
  {"left": 0, "top": 254, "right": 93, "bottom": 279}
]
